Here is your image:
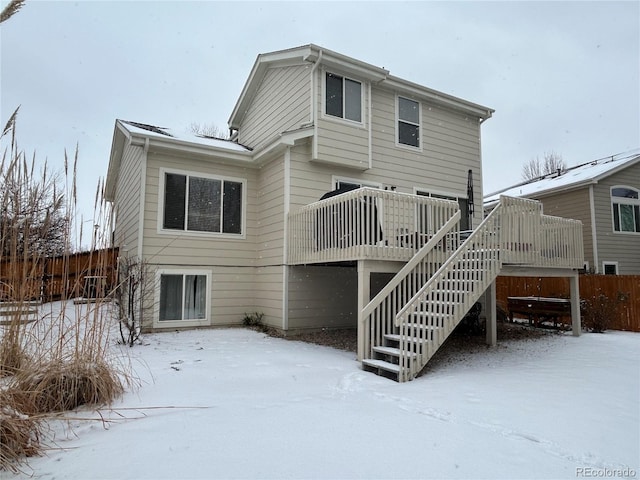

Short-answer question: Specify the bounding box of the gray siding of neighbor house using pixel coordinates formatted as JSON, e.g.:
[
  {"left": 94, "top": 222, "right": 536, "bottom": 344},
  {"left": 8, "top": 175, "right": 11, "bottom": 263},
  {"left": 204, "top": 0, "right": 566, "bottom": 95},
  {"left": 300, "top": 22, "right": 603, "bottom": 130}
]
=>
[
  {"left": 236, "top": 64, "right": 311, "bottom": 150},
  {"left": 537, "top": 188, "right": 593, "bottom": 270},
  {"left": 113, "top": 144, "right": 145, "bottom": 258},
  {"left": 140, "top": 148, "right": 261, "bottom": 329},
  {"left": 593, "top": 164, "right": 640, "bottom": 274}
]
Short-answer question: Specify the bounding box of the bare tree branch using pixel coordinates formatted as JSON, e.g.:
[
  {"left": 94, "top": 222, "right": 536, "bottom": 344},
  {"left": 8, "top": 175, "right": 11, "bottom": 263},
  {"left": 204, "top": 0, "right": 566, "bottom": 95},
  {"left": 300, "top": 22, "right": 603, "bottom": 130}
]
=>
[{"left": 522, "top": 151, "right": 566, "bottom": 181}]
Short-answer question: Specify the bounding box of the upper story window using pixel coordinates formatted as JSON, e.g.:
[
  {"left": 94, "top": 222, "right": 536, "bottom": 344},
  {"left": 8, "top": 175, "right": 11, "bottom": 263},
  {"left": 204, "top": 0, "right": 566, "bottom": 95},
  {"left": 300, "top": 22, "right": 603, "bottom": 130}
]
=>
[
  {"left": 611, "top": 186, "right": 640, "bottom": 233},
  {"left": 162, "top": 170, "right": 244, "bottom": 235},
  {"left": 397, "top": 96, "right": 420, "bottom": 148},
  {"left": 325, "top": 72, "right": 362, "bottom": 123}
]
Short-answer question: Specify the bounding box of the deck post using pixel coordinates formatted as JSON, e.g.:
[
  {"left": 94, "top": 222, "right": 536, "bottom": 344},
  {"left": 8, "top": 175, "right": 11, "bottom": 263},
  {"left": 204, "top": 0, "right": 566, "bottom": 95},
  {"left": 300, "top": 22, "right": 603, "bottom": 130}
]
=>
[
  {"left": 485, "top": 280, "right": 497, "bottom": 347},
  {"left": 357, "top": 260, "right": 371, "bottom": 361},
  {"left": 570, "top": 272, "right": 581, "bottom": 336}
]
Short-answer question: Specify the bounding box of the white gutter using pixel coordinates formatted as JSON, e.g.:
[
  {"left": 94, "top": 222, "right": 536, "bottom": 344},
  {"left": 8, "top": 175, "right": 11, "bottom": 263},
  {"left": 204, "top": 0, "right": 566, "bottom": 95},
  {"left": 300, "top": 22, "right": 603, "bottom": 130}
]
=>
[
  {"left": 310, "top": 49, "right": 322, "bottom": 160},
  {"left": 282, "top": 147, "right": 292, "bottom": 330}
]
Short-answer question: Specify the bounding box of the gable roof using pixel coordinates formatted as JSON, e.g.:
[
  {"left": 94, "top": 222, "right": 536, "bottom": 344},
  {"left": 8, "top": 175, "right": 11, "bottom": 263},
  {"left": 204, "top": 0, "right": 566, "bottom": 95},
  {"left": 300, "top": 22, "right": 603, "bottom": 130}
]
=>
[
  {"left": 228, "top": 44, "right": 494, "bottom": 130},
  {"left": 484, "top": 151, "right": 640, "bottom": 206}
]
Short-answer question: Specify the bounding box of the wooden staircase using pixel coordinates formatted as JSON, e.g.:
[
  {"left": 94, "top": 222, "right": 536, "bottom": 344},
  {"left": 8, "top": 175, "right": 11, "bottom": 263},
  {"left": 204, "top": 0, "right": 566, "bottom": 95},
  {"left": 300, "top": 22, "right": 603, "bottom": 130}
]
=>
[{"left": 362, "top": 200, "right": 504, "bottom": 382}]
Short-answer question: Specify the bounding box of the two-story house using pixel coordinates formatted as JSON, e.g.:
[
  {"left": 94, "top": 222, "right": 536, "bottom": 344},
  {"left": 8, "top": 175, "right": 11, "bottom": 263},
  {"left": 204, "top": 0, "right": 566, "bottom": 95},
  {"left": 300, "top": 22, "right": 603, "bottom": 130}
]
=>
[{"left": 106, "top": 44, "right": 584, "bottom": 381}]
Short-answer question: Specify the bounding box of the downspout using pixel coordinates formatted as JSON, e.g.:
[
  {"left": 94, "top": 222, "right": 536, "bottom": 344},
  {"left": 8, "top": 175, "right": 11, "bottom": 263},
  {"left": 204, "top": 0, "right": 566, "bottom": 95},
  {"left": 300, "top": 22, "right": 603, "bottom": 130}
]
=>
[
  {"left": 282, "top": 147, "right": 291, "bottom": 330},
  {"left": 310, "top": 50, "right": 323, "bottom": 160},
  {"left": 589, "top": 184, "right": 599, "bottom": 273}
]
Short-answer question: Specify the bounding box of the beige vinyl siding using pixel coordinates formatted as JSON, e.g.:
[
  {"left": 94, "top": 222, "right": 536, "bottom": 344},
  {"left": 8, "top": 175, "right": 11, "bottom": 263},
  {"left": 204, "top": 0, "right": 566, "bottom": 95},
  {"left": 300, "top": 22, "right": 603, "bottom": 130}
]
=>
[
  {"left": 141, "top": 150, "right": 258, "bottom": 267},
  {"left": 537, "top": 188, "right": 592, "bottom": 268},
  {"left": 314, "top": 68, "right": 370, "bottom": 170},
  {"left": 256, "top": 156, "right": 286, "bottom": 266},
  {"left": 113, "top": 144, "right": 144, "bottom": 257},
  {"left": 593, "top": 164, "right": 640, "bottom": 274},
  {"left": 252, "top": 266, "right": 284, "bottom": 329},
  {"left": 138, "top": 150, "right": 262, "bottom": 330},
  {"left": 237, "top": 64, "right": 311, "bottom": 150},
  {"left": 289, "top": 84, "right": 484, "bottom": 227},
  {"left": 315, "top": 116, "right": 370, "bottom": 169},
  {"left": 372, "top": 87, "right": 483, "bottom": 226},
  {"left": 287, "top": 265, "right": 357, "bottom": 331}
]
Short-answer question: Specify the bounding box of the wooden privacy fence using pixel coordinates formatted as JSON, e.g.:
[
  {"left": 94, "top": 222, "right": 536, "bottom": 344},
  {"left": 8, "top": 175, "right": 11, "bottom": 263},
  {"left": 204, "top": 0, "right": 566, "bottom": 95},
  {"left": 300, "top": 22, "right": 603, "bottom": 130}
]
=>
[
  {"left": 0, "top": 248, "right": 119, "bottom": 302},
  {"left": 496, "top": 275, "right": 640, "bottom": 332}
]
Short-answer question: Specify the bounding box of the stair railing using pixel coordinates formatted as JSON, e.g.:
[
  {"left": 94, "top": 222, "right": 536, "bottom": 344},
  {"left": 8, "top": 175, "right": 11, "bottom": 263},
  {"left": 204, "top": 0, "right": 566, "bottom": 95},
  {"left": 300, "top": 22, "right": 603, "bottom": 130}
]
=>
[
  {"left": 395, "top": 202, "right": 504, "bottom": 382},
  {"left": 360, "top": 210, "right": 461, "bottom": 361}
]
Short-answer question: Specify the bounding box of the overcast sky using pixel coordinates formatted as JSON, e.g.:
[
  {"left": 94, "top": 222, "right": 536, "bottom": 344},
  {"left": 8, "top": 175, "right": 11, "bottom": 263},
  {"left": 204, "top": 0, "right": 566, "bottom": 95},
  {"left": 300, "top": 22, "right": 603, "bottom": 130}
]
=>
[{"left": 1, "top": 0, "right": 639, "bottom": 244}]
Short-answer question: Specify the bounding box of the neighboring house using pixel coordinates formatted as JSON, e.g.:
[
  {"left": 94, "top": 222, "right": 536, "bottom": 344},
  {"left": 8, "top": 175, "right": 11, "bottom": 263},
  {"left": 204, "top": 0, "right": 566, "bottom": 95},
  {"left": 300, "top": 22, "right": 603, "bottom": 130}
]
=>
[
  {"left": 484, "top": 152, "right": 640, "bottom": 275},
  {"left": 105, "top": 44, "right": 584, "bottom": 382}
]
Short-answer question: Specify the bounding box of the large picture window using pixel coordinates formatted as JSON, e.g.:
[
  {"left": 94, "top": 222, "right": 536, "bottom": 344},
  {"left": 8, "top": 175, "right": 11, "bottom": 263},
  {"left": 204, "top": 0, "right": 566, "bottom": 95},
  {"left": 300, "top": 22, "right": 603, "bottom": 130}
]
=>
[
  {"left": 611, "top": 186, "right": 640, "bottom": 233},
  {"left": 158, "top": 271, "right": 209, "bottom": 323},
  {"left": 325, "top": 72, "right": 362, "bottom": 122},
  {"left": 162, "top": 171, "right": 243, "bottom": 235},
  {"left": 398, "top": 96, "right": 420, "bottom": 148}
]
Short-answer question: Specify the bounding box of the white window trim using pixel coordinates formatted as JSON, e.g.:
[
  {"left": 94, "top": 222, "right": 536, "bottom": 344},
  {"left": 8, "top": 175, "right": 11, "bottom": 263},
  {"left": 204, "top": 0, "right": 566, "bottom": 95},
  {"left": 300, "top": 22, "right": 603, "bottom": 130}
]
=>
[
  {"left": 602, "top": 261, "right": 619, "bottom": 275},
  {"left": 396, "top": 95, "right": 422, "bottom": 151},
  {"left": 157, "top": 167, "right": 247, "bottom": 239},
  {"left": 610, "top": 185, "right": 640, "bottom": 235},
  {"left": 321, "top": 69, "right": 365, "bottom": 127},
  {"left": 154, "top": 268, "right": 212, "bottom": 329}
]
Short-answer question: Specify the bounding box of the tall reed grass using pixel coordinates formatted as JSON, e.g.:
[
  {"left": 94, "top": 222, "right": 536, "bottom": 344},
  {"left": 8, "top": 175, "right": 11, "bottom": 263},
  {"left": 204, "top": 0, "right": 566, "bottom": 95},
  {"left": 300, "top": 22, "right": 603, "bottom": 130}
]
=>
[{"left": 0, "top": 111, "right": 132, "bottom": 472}]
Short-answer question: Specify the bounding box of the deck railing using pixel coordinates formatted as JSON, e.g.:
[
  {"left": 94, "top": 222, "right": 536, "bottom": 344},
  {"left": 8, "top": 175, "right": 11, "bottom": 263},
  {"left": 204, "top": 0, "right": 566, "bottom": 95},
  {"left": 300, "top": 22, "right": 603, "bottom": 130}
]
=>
[
  {"left": 498, "top": 196, "right": 583, "bottom": 268},
  {"left": 287, "top": 188, "right": 460, "bottom": 264}
]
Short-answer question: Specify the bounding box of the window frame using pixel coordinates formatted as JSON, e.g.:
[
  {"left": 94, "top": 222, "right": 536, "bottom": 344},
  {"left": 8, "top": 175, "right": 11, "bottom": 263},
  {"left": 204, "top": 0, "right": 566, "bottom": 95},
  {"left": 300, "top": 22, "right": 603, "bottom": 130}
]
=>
[
  {"left": 415, "top": 188, "right": 470, "bottom": 232},
  {"left": 602, "top": 261, "right": 618, "bottom": 275},
  {"left": 154, "top": 268, "right": 211, "bottom": 328},
  {"left": 323, "top": 71, "right": 364, "bottom": 125},
  {"left": 396, "top": 95, "right": 422, "bottom": 150},
  {"left": 158, "top": 167, "right": 246, "bottom": 238},
  {"left": 610, "top": 185, "right": 640, "bottom": 235}
]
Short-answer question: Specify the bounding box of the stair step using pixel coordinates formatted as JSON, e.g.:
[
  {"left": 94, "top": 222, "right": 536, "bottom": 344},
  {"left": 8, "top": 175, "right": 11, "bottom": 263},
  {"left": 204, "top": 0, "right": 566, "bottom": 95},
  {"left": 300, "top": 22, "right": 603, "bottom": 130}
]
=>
[
  {"left": 373, "top": 345, "right": 401, "bottom": 357},
  {"left": 385, "top": 333, "right": 431, "bottom": 344},
  {"left": 362, "top": 358, "right": 400, "bottom": 374}
]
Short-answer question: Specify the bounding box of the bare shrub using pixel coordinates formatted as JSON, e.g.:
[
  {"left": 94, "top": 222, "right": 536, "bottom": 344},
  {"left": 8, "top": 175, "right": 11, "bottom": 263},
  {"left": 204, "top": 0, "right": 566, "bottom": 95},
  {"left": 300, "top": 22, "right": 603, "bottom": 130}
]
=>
[
  {"left": 116, "top": 256, "right": 153, "bottom": 346},
  {"left": 582, "top": 292, "right": 616, "bottom": 333}
]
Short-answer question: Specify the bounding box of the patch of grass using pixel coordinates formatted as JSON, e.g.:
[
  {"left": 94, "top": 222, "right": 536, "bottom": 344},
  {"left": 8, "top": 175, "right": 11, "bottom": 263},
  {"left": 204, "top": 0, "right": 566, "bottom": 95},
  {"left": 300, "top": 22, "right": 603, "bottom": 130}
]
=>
[{"left": 12, "top": 358, "right": 125, "bottom": 415}]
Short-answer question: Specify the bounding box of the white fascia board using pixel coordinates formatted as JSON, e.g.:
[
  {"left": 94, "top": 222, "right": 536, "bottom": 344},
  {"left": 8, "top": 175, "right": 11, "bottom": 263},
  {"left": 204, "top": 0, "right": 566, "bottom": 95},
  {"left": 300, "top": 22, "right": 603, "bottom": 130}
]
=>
[
  {"left": 128, "top": 132, "right": 254, "bottom": 164},
  {"left": 383, "top": 76, "right": 494, "bottom": 120},
  {"left": 252, "top": 127, "right": 314, "bottom": 164}
]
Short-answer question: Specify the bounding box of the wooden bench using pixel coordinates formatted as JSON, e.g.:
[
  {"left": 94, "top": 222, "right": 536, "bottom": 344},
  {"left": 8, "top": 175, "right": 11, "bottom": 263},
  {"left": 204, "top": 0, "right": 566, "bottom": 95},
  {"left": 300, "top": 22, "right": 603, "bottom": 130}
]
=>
[
  {"left": 507, "top": 296, "right": 572, "bottom": 328},
  {"left": 0, "top": 301, "right": 40, "bottom": 325}
]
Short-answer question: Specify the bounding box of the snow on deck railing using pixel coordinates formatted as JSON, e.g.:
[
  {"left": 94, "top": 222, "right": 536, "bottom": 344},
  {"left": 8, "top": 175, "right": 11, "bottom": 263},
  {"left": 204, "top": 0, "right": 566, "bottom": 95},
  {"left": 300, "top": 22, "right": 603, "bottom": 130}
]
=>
[{"left": 287, "top": 188, "right": 460, "bottom": 264}]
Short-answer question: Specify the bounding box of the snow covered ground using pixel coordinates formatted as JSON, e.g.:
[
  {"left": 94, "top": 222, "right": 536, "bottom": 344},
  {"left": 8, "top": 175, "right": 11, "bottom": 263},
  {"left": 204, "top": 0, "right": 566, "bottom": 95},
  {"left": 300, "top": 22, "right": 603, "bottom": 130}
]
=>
[{"left": 7, "top": 309, "right": 640, "bottom": 480}]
